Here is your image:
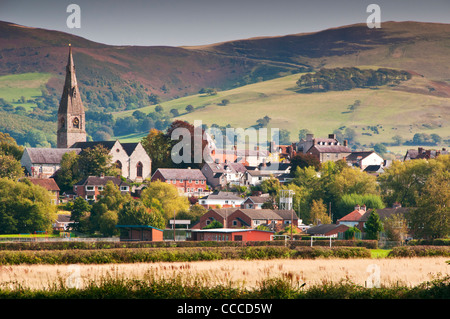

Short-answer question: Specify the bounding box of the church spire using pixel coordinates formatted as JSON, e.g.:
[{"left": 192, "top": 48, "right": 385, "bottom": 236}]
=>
[{"left": 57, "top": 44, "right": 86, "bottom": 148}]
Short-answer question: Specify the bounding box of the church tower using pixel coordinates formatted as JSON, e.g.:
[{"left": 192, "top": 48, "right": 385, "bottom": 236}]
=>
[{"left": 57, "top": 44, "right": 86, "bottom": 148}]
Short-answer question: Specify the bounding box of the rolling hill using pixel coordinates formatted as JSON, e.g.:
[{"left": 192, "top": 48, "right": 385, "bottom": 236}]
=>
[{"left": 0, "top": 20, "right": 449, "bottom": 152}]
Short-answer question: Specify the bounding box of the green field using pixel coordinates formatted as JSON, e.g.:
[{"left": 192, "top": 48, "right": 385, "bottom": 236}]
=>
[
  {"left": 113, "top": 72, "right": 450, "bottom": 152},
  {"left": 0, "top": 72, "right": 53, "bottom": 111}
]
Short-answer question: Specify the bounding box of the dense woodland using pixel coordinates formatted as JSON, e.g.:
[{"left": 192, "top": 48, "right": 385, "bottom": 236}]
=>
[{"left": 296, "top": 67, "right": 412, "bottom": 92}]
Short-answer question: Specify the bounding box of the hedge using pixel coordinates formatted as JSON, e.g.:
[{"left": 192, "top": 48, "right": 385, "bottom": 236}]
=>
[
  {"left": 0, "top": 246, "right": 372, "bottom": 265},
  {"left": 0, "top": 239, "right": 378, "bottom": 251},
  {"left": 388, "top": 246, "right": 450, "bottom": 257}
]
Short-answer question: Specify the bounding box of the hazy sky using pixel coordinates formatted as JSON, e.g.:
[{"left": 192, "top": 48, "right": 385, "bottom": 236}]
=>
[{"left": 1, "top": 0, "right": 450, "bottom": 46}]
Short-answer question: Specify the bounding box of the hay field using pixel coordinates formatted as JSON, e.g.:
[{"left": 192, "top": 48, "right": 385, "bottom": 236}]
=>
[{"left": 0, "top": 257, "right": 448, "bottom": 291}]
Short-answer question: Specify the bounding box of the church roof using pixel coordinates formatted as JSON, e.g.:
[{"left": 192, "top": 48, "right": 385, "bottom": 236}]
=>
[
  {"left": 23, "top": 148, "right": 81, "bottom": 164},
  {"left": 71, "top": 141, "right": 117, "bottom": 151}
]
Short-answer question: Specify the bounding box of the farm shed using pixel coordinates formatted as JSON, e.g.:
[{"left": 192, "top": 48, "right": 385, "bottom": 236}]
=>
[{"left": 116, "top": 225, "right": 164, "bottom": 242}]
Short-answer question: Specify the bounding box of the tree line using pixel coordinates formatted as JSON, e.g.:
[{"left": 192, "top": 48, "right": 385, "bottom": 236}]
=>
[{"left": 296, "top": 67, "right": 412, "bottom": 92}]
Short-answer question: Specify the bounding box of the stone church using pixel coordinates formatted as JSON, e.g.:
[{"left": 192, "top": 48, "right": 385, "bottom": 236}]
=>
[{"left": 21, "top": 45, "right": 151, "bottom": 182}]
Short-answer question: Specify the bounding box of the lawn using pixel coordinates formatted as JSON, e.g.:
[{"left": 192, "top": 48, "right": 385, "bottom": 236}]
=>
[{"left": 370, "top": 249, "right": 392, "bottom": 259}]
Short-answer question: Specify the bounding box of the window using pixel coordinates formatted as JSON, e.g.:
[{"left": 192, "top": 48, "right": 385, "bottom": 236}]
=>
[
  {"left": 198, "top": 188, "right": 202, "bottom": 192},
  {"left": 115, "top": 160, "right": 122, "bottom": 171},
  {"left": 120, "top": 186, "right": 129, "bottom": 191},
  {"left": 72, "top": 117, "right": 80, "bottom": 129},
  {"left": 98, "top": 186, "right": 103, "bottom": 191},
  {"left": 195, "top": 180, "right": 199, "bottom": 184},
  {"left": 136, "top": 162, "right": 143, "bottom": 178},
  {"left": 232, "top": 220, "right": 238, "bottom": 226},
  {"left": 86, "top": 186, "right": 94, "bottom": 191}
]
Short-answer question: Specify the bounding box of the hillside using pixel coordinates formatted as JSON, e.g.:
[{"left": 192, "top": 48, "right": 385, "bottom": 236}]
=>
[
  {"left": 0, "top": 20, "right": 449, "bottom": 151},
  {"left": 114, "top": 71, "right": 449, "bottom": 154}
]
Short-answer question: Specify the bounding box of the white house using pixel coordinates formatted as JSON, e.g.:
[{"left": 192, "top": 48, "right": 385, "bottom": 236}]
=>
[
  {"left": 198, "top": 191, "right": 245, "bottom": 209},
  {"left": 346, "top": 151, "right": 384, "bottom": 170}
]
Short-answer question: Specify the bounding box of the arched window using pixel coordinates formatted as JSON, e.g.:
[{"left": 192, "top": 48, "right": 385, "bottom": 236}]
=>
[
  {"left": 72, "top": 117, "right": 80, "bottom": 129},
  {"left": 136, "top": 162, "right": 143, "bottom": 178},
  {"left": 115, "top": 160, "right": 122, "bottom": 171}
]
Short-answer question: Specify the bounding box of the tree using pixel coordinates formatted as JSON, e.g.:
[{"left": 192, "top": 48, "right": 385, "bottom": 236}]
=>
[
  {"left": 364, "top": 211, "right": 383, "bottom": 240},
  {"left": 0, "top": 154, "right": 23, "bottom": 180},
  {"left": 203, "top": 220, "right": 223, "bottom": 229},
  {"left": 0, "top": 178, "right": 56, "bottom": 234},
  {"left": 344, "top": 226, "right": 361, "bottom": 240},
  {"left": 290, "top": 153, "right": 321, "bottom": 173},
  {"left": 185, "top": 105, "right": 194, "bottom": 113},
  {"left": 309, "top": 199, "right": 331, "bottom": 225},
  {"left": 77, "top": 145, "right": 120, "bottom": 178},
  {"left": 298, "top": 129, "right": 312, "bottom": 141},
  {"left": 70, "top": 196, "right": 92, "bottom": 232},
  {"left": 407, "top": 172, "right": 450, "bottom": 239},
  {"left": 140, "top": 180, "right": 190, "bottom": 220},
  {"left": 53, "top": 150, "right": 80, "bottom": 192},
  {"left": 89, "top": 181, "right": 130, "bottom": 235},
  {"left": 141, "top": 129, "right": 172, "bottom": 173},
  {"left": 383, "top": 213, "right": 408, "bottom": 241},
  {"left": 118, "top": 199, "right": 165, "bottom": 230},
  {"left": 336, "top": 193, "right": 385, "bottom": 221},
  {"left": 373, "top": 143, "right": 387, "bottom": 155},
  {"left": 0, "top": 132, "right": 23, "bottom": 160}
]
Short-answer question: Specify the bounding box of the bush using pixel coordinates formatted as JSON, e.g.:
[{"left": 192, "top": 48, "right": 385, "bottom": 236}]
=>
[{"left": 388, "top": 246, "right": 450, "bottom": 257}]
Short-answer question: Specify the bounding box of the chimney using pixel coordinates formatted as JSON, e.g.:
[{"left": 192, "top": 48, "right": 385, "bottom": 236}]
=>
[
  {"left": 306, "top": 133, "right": 314, "bottom": 141},
  {"left": 361, "top": 204, "right": 366, "bottom": 212},
  {"left": 354, "top": 204, "right": 360, "bottom": 211},
  {"left": 418, "top": 147, "right": 424, "bottom": 154},
  {"left": 343, "top": 140, "right": 348, "bottom": 146},
  {"left": 329, "top": 134, "right": 336, "bottom": 139}
]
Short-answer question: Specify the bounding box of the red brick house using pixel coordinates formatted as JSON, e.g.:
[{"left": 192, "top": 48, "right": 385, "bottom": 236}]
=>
[
  {"left": 151, "top": 168, "right": 207, "bottom": 196},
  {"left": 190, "top": 228, "right": 274, "bottom": 242},
  {"left": 194, "top": 208, "right": 237, "bottom": 229},
  {"left": 74, "top": 176, "right": 130, "bottom": 201}
]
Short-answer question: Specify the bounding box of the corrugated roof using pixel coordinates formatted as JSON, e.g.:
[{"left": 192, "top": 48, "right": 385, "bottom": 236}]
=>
[{"left": 24, "top": 148, "right": 81, "bottom": 164}]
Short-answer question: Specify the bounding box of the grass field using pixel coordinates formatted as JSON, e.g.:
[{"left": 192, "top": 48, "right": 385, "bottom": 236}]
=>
[{"left": 0, "top": 72, "right": 52, "bottom": 111}]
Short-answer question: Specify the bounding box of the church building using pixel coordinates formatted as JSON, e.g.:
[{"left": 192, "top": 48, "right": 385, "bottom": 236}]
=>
[{"left": 22, "top": 45, "right": 151, "bottom": 182}]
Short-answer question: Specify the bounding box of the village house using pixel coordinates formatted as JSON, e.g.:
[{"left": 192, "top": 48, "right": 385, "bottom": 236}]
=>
[
  {"left": 194, "top": 208, "right": 236, "bottom": 229},
  {"left": 201, "top": 161, "right": 247, "bottom": 189},
  {"left": 151, "top": 168, "right": 208, "bottom": 196},
  {"left": 242, "top": 194, "right": 272, "bottom": 209},
  {"left": 337, "top": 204, "right": 370, "bottom": 228},
  {"left": 404, "top": 147, "right": 449, "bottom": 161},
  {"left": 296, "top": 133, "right": 351, "bottom": 163},
  {"left": 20, "top": 147, "right": 81, "bottom": 178},
  {"left": 346, "top": 151, "right": 384, "bottom": 170},
  {"left": 74, "top": 175, "right": 131, "bottom": 201},
  {"left": 198, "top": 191, "right": 245, "bottom": 209},
  {"left": 358, "top": 202, "right": 412, "bottom": 234},
  {"left": 26, "top": 177, "right": 61, "bottom": 205},
  {"left": 53, "top": 214, "right": 72, "bottom": 232},
  {"left": 227, "top": 209, "right": 298, "bottom": 232}
]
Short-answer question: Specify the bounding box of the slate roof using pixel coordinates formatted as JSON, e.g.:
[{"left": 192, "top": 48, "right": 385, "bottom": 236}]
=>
[
  {"left": 205, "top": 162, "right": 247, "bottom": 174},
  {"left": 71, "top": 141, "right": 117, "bottom": 151},
  {"left": 237, "top": 209, "right": 298, "bottom": 220},
  {"left": 309, "top": 144, "right": 352, "bottom": 153},
  {"left": 346, "top": 151, "right": 376, "bottom": 161},
  {"left": 306, "top": 224, "right": 347, "bottom": 235},
  {"left": 359, "top": 207, "right": 413, "bottom": 222},
  {"left": 24, "top": 148, "right": 81, "bottom": 164},
  {"left": 200, "top": 191, "right": 242, "bottom": 200},
  {"left": 155, "top": 168, "right": 206, "bottom": 180},
  {"left": 244, "top": 196, "right": 271, "bottom": 204}
]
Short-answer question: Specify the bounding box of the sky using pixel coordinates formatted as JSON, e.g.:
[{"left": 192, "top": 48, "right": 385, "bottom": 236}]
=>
[{"left": 1, "top": 0, "right": 450, "bottom": 46}]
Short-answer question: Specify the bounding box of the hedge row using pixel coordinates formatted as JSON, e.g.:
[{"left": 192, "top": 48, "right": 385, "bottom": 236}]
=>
[
  {"left": 0, "top": 274, "right": 448, "bottom": 299},
  {"left": 388, "top": 246, "right": 450, "bottom": 257},
  {"left": 407, "top": 239, "right": 450, "bottom": 246},
  {"left": 0, "top": 239, "right": 378, "bottom": 251},
  {"left": 0, "top": 246, "right": 371, "bottom": 265}
]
